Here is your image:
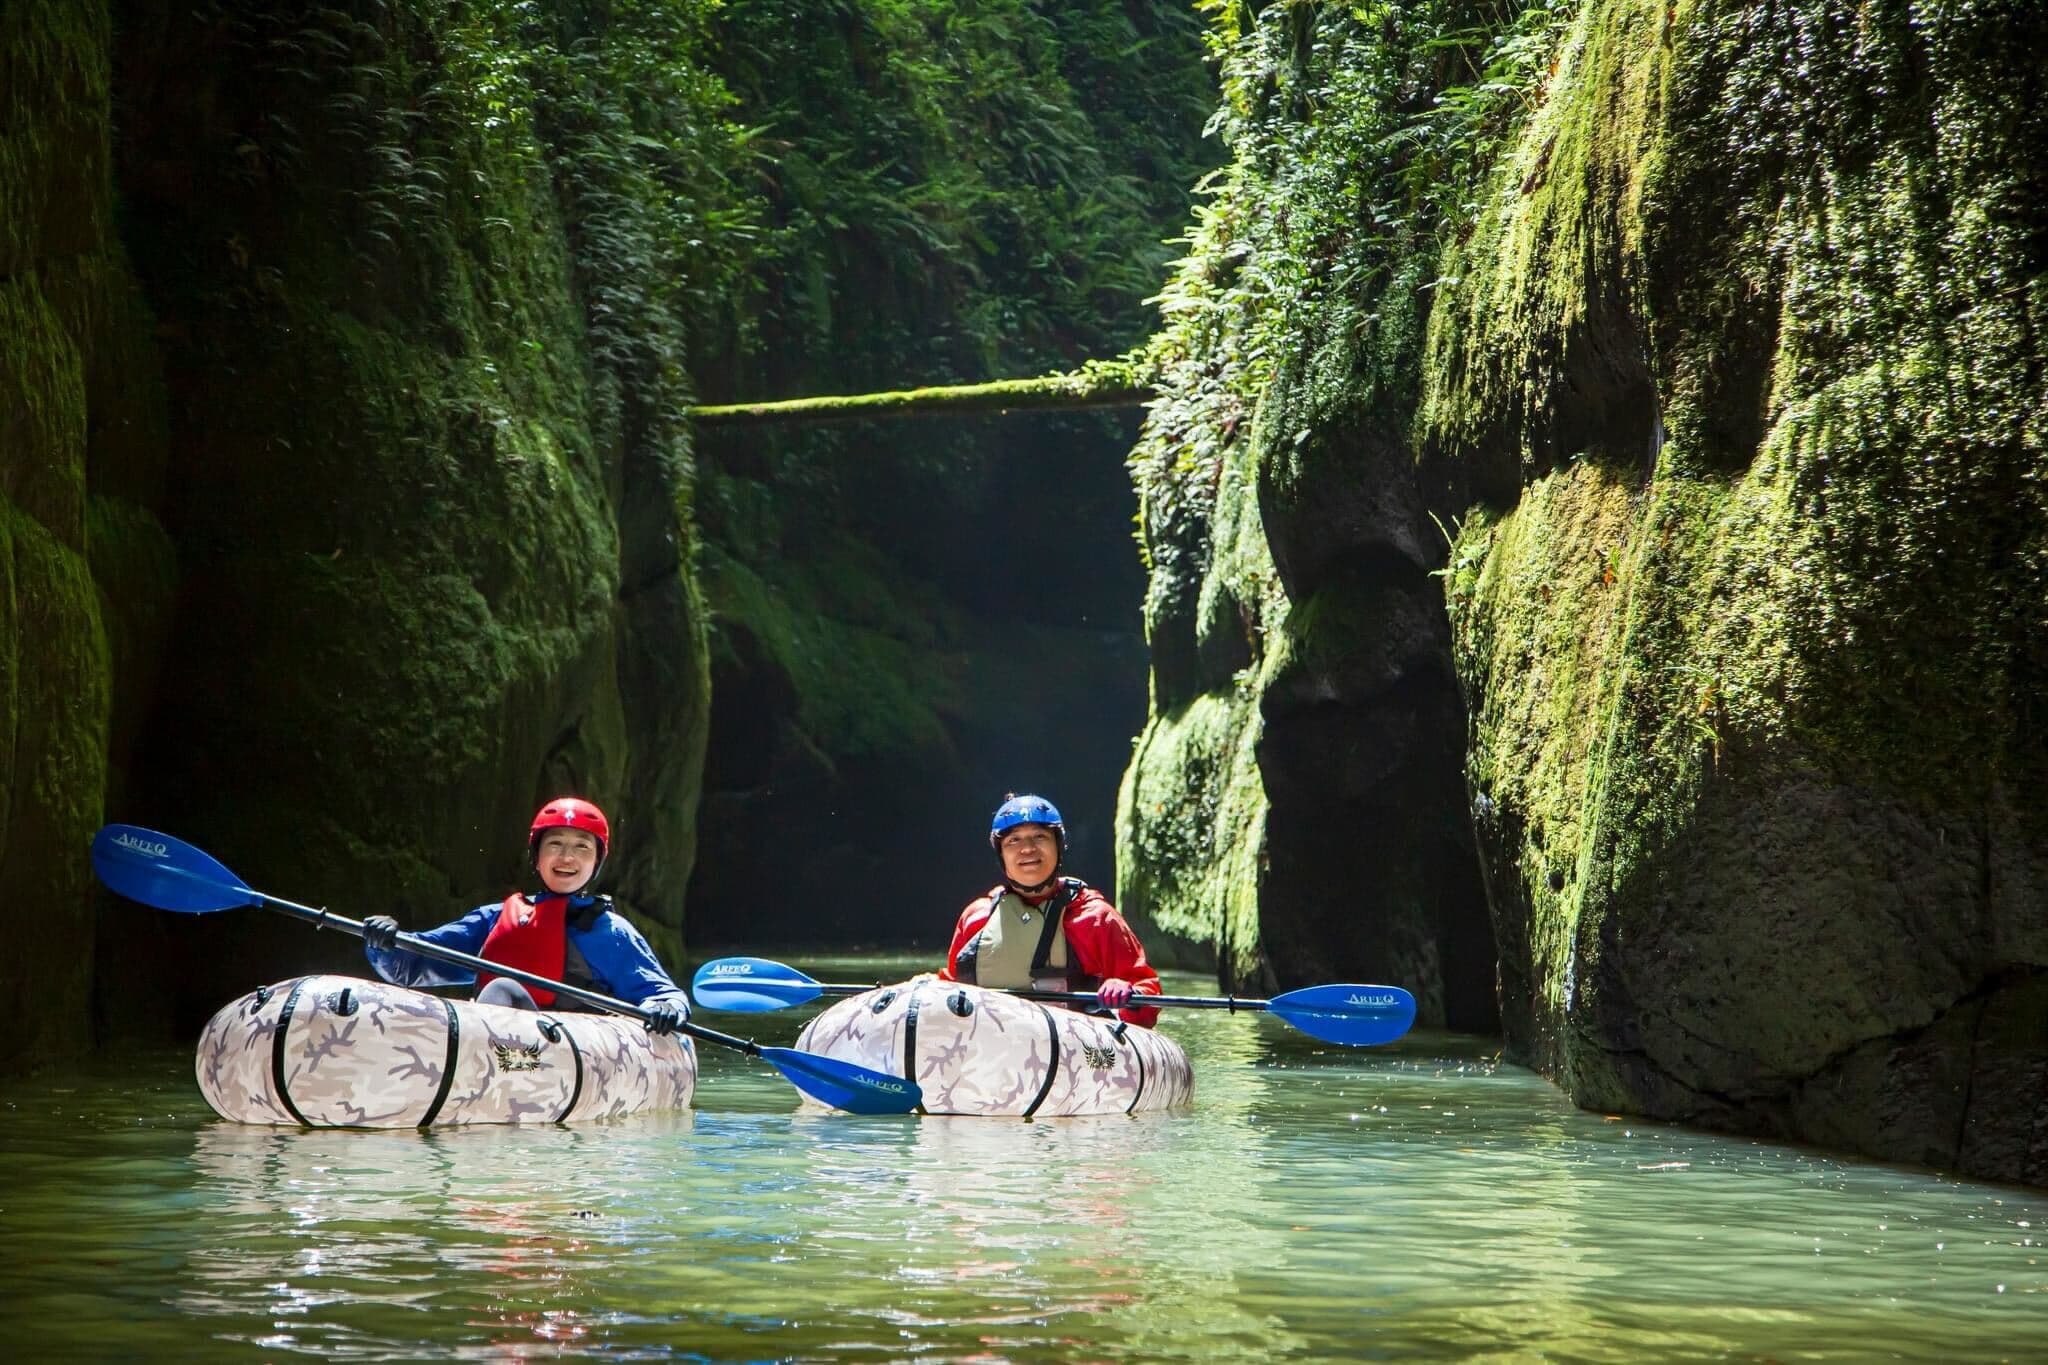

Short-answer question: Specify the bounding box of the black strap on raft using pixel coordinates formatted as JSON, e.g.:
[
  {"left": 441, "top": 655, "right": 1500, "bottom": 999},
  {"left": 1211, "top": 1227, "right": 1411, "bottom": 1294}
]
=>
[
  {"left": 1124, "top": 1025, "right": 1147, "bottom": 1114},
  {"left": 416, "top": 998, "right": 462, "bottom": 1127},
  {"left": 541, "top": 1016, "right": 585, "bottom": 1123},
  {"left": 902, "top": 983, "right": 928, "bottom": 1116},
  {"left": 270, "top": 978, "right": 314, "bottom": 1127},
  {"left": 1021, "top": 1005, "right": 1061, "bottom": 1118}
]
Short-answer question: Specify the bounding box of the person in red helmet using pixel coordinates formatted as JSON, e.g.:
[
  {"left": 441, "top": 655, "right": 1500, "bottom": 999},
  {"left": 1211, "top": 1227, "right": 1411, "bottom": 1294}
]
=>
[
  {"left": 360, "top": 797, "right": 689, "bottom": 1034},
  {"left": 937, "top": 793, "right": 1162, "bottom": 1027}
]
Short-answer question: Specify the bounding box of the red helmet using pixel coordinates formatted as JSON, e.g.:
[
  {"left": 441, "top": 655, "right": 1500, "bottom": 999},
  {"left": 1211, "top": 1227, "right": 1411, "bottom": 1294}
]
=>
[{"left": 528, "top": 797, "right": 610, "bottom": 879}]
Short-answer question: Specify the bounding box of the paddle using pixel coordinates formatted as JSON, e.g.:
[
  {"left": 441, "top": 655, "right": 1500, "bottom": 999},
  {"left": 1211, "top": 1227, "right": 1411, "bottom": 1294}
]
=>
[
  {"left": 90, "top": 825, "right": 922, "bottom": 1115},
  {"left": 692, "top": 955, "right": 1418, "bottom": 1047}
]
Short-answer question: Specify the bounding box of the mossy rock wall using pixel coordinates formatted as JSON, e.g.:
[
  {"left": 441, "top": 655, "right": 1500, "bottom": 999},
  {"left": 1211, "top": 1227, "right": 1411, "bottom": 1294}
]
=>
[
  {"left": 1434, "top": 0, "right": 2048, "bottom": 1183},
  {"left": 2, "top": 0, "right": 177, "bottom": 1060},
  {"left": 99, "top": 0, "right": 712, "bottom": 1015},
  {"left": 1125, "top": 0, "right": 2045, "bottom": 1181},
  {"left": 1118, "top": 2, "right": 1499, "bottom": 1024},
  {"left": 2, "top": 0, "right": 717, "bottom": 1054},
  {"left": 1116, "top": 452, "right": 1268, "bottom": 978},
  {"left": 1121, "top": 337, "right": 1498, "bottom": 1017}
]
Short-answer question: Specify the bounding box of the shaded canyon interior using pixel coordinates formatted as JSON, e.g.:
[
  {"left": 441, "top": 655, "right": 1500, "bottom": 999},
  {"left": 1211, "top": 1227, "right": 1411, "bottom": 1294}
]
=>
[{"left": 6, "top": 0, "right": 2044, "bottom": 1186}]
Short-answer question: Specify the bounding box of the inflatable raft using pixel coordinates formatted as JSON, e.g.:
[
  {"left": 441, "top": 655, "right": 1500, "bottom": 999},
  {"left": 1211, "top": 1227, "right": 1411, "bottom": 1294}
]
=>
[
  {"left": 196, "top": 974, "right": 696, "bottom": 1127},
  {"left": 793, "top": 976, "right": 1192, "bottom": 1116}
]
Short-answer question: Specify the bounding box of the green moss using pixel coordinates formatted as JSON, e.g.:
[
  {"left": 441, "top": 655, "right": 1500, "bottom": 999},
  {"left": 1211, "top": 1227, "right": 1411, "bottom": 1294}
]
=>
[
  {"left": 1417, "top": 0, "right": 1669, "bottom": 471},
  {"left": 1116, "top": 689, "right": 1267, "bottom": 979},
  {"left": 1118, "top": 324, "right": 1290, "bottom": 976},
  {"left": 0, "top": 277, "right": 88, "bottom": 542},
  {"left": 0, "top": 0, "right": 109, "bottom": 277},
  {"left": 156, "top": 243, "right": 623, "bottom": 786},
  {"left": 0, "top": 497, "right": 111, "bottom": 1051},
  {"left": 1450, "top": 460, "right": 1724, "bottom": 1016},
  {"left": 1444, "top": 1, "right": 2046, "bottom": 863}
]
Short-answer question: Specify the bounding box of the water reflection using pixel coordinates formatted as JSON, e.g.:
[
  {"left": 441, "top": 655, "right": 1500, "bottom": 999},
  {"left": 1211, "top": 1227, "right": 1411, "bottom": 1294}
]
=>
[
  {"left": 1219, "top": 1038, "right": 2048, "bottom": 1361},
  {"left": 3, "top": 985, "right": 2046, "bottom": 1361},
  {"left": 180, "top": 1118, "right": 705, "bottom": 1359}
]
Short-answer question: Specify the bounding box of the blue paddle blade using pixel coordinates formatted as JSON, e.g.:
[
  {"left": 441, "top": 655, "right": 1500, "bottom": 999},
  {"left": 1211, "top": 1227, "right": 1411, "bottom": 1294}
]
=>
[
  {"left": 692, "top": 957, "right": 826, "bottom": 1012},
  {"left": 762, "top": 1045, "right": 922, "bottom": 1115},
  {"left": 91, "top": 825, "right": 259, "bottom": 914},
  {"left": 1267, "top": 983, "right": 1418, "bottom": 1046}
]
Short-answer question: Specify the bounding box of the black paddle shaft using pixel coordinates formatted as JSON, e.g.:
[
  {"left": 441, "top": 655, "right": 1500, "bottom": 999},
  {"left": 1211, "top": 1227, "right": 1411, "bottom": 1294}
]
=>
[{"left": 807, "top": 982, "right": 1274, "bottom": 1012}]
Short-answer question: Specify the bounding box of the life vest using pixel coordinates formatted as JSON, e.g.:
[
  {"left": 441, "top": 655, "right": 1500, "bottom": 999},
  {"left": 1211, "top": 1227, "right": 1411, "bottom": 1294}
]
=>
[
  {"left": 477, "top": 893, "right": 568, "bottom": 1006},
  {"left": 957, "top": 879, "right": 1082, "bottom": 992}
]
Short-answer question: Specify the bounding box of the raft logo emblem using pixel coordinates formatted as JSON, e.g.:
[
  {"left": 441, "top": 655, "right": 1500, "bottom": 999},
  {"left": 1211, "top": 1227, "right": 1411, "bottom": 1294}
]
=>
[
  {"left": 1345, "top": 992, "right": 1400, "bottom": 1009},
  {"left": 114, "top": 831, "right": 170, "bottom": 859},
  {"left": 1081, "top": 1044, "right": 1117, "bottom": 1070},
  {"left": 494, "top": 1041, "right": 546, "bottom": 1072}
]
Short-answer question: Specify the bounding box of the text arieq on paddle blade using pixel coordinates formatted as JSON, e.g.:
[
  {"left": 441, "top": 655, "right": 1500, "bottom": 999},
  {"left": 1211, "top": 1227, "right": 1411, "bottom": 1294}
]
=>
[
  {"left": 691, "top": 957, "right": 830, "bottom": 1012},
  {"left": 92, "top": 824, "right": 259, "bottom": 913}
]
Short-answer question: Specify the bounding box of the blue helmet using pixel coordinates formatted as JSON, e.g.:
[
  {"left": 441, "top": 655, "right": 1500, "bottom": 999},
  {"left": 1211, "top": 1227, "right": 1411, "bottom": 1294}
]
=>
[{"left": 989, "top": 794, "right": 1065, "bottom": 851}]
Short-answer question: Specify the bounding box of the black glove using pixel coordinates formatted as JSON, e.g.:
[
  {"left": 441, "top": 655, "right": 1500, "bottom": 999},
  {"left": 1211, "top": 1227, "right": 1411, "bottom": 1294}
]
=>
[
  {"left": 643, "top": 997, "right": 689, "bottom": 1036},
  {"left": 362, "top": 914, "right": 401, "bottom": 951}
]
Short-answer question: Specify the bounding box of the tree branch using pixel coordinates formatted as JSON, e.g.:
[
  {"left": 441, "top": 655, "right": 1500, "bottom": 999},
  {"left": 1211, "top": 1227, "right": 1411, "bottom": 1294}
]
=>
[{"left": 688, "top": 364, "right": 1155, "bottom": 427}]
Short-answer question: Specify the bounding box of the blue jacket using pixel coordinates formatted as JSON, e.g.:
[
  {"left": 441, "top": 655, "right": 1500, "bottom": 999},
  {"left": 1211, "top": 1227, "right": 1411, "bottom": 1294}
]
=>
[{"left": 364, "top": 893, "right": 688, "bottom": 1011}]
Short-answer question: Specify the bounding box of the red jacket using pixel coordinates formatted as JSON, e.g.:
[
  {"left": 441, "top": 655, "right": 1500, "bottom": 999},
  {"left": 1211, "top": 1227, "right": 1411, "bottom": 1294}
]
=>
[{"left": 939, "top": 881, "right": 1162, "bottom": 1027}]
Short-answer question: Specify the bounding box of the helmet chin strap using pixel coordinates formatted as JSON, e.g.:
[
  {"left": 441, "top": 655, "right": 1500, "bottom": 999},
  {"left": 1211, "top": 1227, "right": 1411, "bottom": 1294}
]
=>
[{"left": 1001, "top": 853, "right": 1062, "bottom": 897}]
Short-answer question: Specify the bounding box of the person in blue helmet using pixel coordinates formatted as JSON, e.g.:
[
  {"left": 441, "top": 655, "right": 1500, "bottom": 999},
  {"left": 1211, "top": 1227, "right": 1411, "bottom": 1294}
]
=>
[
  {"left": 937, "top": 793, "right": 1162, "bottom": 1027},
  {"left": 358, "top": 797, "right": 689, "bottom": 1035}
]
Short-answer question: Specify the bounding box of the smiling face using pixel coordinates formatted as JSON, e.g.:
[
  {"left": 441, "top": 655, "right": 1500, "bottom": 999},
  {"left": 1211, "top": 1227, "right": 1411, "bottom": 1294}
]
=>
[
  {"left": 535, "top": 828, "right": 601, "bottom": 895},
  {"left": 998, "top": 824, "right": 1058, "bottom": 888}
]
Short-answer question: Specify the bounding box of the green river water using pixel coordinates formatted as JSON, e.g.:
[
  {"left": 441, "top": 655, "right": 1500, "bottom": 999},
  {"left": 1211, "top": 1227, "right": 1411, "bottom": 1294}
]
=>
[{"left": 1, "top": 955, "right": 2042, "bottom": 1361}]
